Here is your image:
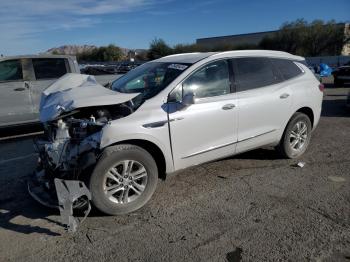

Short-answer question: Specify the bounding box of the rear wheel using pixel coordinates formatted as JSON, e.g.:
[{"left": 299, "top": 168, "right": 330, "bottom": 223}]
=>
[
  {"left": 277, "top": 112, "right": 312, "bottom": 159},
  {"left": 89, "top": 144, "right": 158, "bottom": 215}
]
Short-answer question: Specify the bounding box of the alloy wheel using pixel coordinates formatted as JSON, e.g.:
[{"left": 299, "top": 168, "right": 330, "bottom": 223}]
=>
[
  {"left": 103, "top": 160, "right": 148, "bottom": 204},
  {"left": 289, "top": 121, "right": 308, "bottom": 152}
]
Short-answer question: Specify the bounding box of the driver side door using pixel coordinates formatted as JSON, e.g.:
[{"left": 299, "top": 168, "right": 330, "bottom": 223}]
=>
[{"left": 168, "top": 59, "right": 238, "bottom": 170}]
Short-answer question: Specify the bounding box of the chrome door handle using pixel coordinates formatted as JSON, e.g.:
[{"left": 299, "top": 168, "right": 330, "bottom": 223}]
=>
[
  {"left": 222, "top": 104, "right": 236, "bottom": 110},
  {"left": 280, "top": 93, "right": 290, "bottom": 99}
]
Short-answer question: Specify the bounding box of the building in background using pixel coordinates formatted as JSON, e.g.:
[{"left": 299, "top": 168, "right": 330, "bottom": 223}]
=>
[{"left": 196, "top": 30, "right": 276, "bottom": 49}]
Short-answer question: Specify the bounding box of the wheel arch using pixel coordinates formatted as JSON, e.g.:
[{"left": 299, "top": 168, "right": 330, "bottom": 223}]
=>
[
  {"left": 277, "top": 106, "right": 315, "bottom": 144},
  {"left": 296, "top": 107, "right": 314, "bottom": 127},
  {"left": 107, "top": 139, "right": 168, "bottom": 180}
]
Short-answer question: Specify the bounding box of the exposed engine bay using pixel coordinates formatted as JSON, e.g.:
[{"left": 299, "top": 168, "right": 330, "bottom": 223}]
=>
[
  {"left": 38, "top": 102, "right": 135, "bottom": 174},
  {"left": 40, "top": 103, "right": 134, "bottom": 171}
]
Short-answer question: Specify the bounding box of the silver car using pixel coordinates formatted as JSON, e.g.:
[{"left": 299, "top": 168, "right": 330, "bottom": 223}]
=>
[
  {"left": 29, "top": 50, "right": 323, "bottom": 217},
  {"left": 0, "top": 55, "right": 80, "bottom": 127}
]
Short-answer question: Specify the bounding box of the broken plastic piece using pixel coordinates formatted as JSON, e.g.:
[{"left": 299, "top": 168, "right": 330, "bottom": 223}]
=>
[{"left": 54, "top": 178, "right": 91, "bottom": 233}]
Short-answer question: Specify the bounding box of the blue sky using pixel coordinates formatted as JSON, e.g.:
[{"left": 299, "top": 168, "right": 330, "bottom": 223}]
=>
[{"left": 0, "top": 0, "right": 349, "bottom": 55}]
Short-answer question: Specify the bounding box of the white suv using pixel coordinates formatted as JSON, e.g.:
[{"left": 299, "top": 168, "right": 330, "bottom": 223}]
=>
[{"left": 30, "top": 50, "right": 323, "bottom": 215}]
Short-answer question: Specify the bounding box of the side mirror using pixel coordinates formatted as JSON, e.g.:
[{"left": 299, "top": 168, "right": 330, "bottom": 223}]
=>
[
  {"left": 104, "top": 81, "right": 112, "bottom": 89},
  {"left": 182, "top": 92, "right": 195, "bottom": 106}
]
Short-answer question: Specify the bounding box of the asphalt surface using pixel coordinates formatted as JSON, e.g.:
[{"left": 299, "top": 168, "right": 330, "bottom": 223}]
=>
[{"left": 0, "top": 85, "right": 349, "bottom": 262}]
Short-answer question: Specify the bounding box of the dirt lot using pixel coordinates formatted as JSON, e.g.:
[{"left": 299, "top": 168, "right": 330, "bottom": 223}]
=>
[{"left": 0, "top": 86, "right": 349, "bottom": 262}]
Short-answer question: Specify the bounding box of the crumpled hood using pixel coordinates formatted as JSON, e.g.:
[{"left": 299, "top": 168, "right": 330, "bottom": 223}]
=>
[{"left": 39, "top": 73, "right": 140, "bottom": 122}]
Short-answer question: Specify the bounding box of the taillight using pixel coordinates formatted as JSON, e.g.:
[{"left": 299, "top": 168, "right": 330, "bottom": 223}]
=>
[{"left": 318, "top": 83, "right": 325, "bottom": 92}]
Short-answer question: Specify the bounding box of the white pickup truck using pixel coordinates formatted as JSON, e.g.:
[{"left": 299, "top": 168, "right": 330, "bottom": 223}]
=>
[{"left": 0, "top": 55, "right": 121, "bottom": 128}]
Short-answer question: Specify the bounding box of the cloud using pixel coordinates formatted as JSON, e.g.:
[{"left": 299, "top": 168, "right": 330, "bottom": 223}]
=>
[{"left": 0, "top": 0, "right": 161, "bottom": 54}]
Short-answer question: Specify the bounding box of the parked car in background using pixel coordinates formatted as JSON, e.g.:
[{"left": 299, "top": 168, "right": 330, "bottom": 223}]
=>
[
  {"left": 29, "top": 50, "right": 323, "bottom": 217},
  {"left": 116, "top": 61, "right": 143, "bottom": 74},
  {"left": 0, "top": 55, "right": 121, "bottom": 128},
  {"left": 332, "top": 62, "right": 350, "bottom": 86},
  {"left": 0, "top": 55, "right": 80, "bottom": 128}
]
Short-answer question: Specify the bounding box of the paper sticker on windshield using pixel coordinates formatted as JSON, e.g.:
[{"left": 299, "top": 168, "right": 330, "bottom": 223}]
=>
[{"left": 168, "top": 64, "right": 188, "bottom": 70}]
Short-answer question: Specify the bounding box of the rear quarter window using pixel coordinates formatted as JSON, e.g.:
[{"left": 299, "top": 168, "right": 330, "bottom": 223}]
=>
[
  {"left": 271, "top": 58, "right": 303, "bottom": 80},
  {"left": 32, "top": 58, "right": 68, "bottom": 80}
]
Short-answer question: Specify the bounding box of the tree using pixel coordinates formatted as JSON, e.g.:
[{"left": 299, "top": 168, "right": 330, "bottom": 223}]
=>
[
  {"left": 135, "top": 50, "right": 149, "bottom": 61},
  {"left": 173, "top": 43, "right": 202, "bottom": 53},
  {"left": 147, "top": 38, "right": 173, "bottom": 60},
  {"left": 77, "top": 44, "right": 124, "bottom": 62},
  {"left": 259, "top": 19, "right": 347, "bottom": 56}
]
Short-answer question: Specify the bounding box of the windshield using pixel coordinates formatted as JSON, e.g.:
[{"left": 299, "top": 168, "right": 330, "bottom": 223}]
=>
[{"left": 111, "top": 62, "right": 191, "bottom": 99}]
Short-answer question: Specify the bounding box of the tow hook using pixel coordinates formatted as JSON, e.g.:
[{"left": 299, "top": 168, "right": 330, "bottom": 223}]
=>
[{"left": 54, "top": 179, "right": 92, "bottom": 233}]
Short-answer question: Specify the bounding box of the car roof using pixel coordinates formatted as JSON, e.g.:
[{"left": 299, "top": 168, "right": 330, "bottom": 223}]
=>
[
  {"left": 0, "top": 54, "right": 76, "bottom": 61},
  {"left": 155, "top": 52, "right": 218, "bottom": 63},
  {"left": 154, "top": 50, "right": 304, "bottom": 64}
]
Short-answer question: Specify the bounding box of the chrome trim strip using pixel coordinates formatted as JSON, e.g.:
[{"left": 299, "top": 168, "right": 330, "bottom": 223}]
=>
[
  {"left": 181, "top": 129, "right": 276, "bottom": 159},
  {"left": 143, "top": 117, "right": 184, "bottom": 129},
  {"left": 182, "top": 141, "right": 237, "bottom": 159},
  {"left": 237, "top": 129, "right": 276, "bottom": 143},
  {"left": 142, "top": 120, "right": 168, "bottom": 128}
]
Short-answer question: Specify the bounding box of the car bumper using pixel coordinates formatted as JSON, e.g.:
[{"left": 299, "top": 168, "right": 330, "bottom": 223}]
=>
[{"left": 27, "top": 169, "right": 59, "bottom": 209}]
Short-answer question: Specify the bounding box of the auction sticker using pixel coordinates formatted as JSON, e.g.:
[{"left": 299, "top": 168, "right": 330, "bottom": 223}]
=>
[{"left": 168, "top": 64, "right": 188, "bottom": 70}]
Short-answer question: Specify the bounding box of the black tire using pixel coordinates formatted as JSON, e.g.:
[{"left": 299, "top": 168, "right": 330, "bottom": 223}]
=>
[
  {"left": 277, "top": 112, "right": 312, "bottom": 159},
  {"left": 89, "top": 144, "right": 158, "bottom": 215}
]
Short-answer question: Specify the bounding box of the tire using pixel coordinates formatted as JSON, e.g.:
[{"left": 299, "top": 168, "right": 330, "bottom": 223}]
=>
[
  {"left": 277, "top": 112, "right": 312, "bottom": 159},
  {"left": 89, "top": 144, "right": 158, "bottom": 215}
]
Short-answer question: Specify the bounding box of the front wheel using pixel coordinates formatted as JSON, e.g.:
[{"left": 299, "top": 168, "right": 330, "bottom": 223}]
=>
[
  {"left": 277, "top": 112, "right": 312, "bottom": 159},
  {"left": 89, "top": 144, "right": 158, "bottom": 215}
]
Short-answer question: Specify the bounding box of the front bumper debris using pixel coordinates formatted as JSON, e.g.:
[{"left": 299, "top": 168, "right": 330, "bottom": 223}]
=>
[
  {"left": 27, "top": 170, "right": 59, "bottom": 208},
  {"left": 54, "top": 178, "right": 91, "bottom": 233},
  {"left": 28, "top": 170, "right": 92, "bottom": 232}
]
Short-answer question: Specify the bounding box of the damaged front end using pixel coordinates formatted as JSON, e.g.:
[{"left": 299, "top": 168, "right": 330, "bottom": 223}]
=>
[
  {"left": 29, "top": 113, "right": 103, "bottom": 231},
  {"left": 28, "top": 74, "right": 140, "bottom": 231}
]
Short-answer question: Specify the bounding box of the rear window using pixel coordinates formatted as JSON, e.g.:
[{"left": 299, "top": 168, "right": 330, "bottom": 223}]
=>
[
  {"left": 233, "top": 57, "right": 280, "bottom": 92},
  {"left": 0, "top": 60, "right": 23, "bottom": 81},
  {"left": 271, "top": 58, "right": 303, "bottom": 80},
  {"left": 32, "top": 58, "right": 68, "bottom": 80}
]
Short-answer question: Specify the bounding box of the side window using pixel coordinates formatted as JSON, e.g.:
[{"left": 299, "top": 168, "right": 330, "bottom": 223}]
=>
[
  {"left": 32, "top": 58, "right": 67, "bottom": 80},
  {"left": 0, "top": 60, "right": 23, "bottom": 81},
  {"left": 183, "top": 60, "right": 230, "bottom": 99},
  {"left": 271, "top": 58, "right": 302, "bottom": 80},
  {"left": 233, "top": 57, "right": 279, "bottom": 92},
  {"left": 168, "top": 84, "right": 182, "bottom": 102}
]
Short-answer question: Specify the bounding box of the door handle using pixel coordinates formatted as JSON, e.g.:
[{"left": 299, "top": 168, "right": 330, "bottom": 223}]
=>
[
  {"left": 280, "top": 93, "right": 290, "bottom": 99},
  {"left": 14, "top": 87, "right": 26, "bottom": 91},
  {"left": 222, "top": 104, "right": 236, "bottom": 110}
]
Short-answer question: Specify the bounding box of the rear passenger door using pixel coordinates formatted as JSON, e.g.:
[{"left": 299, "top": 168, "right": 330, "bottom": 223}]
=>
[
  {"left": 29, "top": 58, "right": 70, "bottom": 114},
  {"left": 232, "top": 57, "right": 294, "bottom": 152}
]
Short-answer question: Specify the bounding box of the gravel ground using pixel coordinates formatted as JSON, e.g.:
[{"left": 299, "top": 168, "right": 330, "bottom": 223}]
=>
[{"left": 0, "top": 86, "right": 349, "bottom": 262}]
